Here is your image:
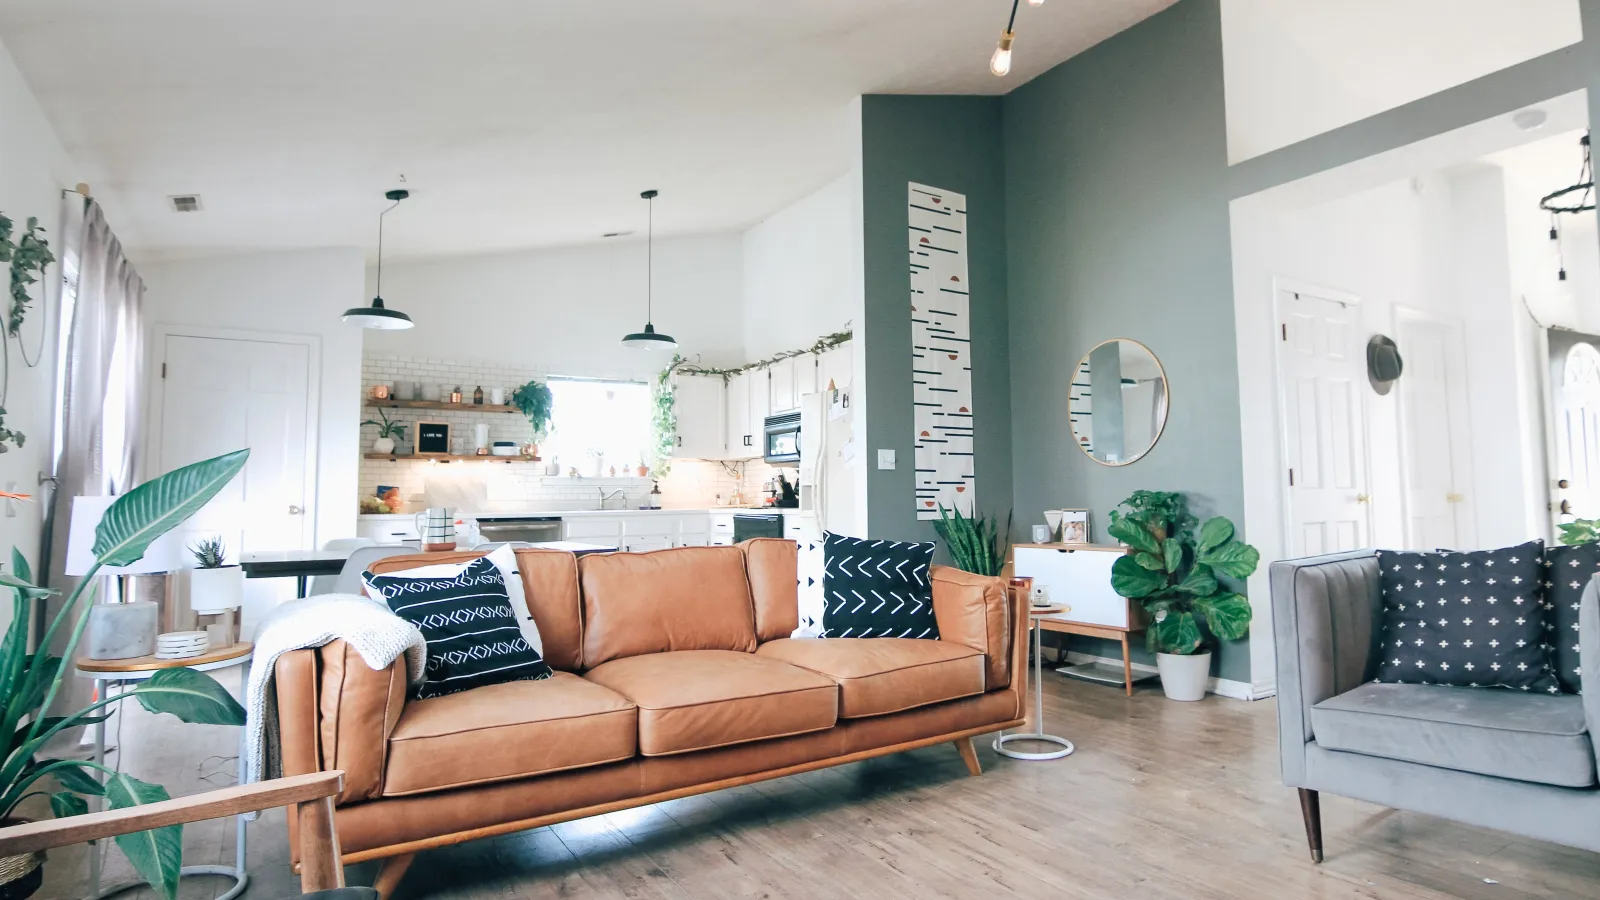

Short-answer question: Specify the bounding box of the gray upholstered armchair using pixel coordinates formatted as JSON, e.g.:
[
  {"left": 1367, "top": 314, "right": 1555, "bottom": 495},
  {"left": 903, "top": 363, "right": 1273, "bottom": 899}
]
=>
[{"left": 1271, "top": 550, "right": 1600, "bottom": 861}]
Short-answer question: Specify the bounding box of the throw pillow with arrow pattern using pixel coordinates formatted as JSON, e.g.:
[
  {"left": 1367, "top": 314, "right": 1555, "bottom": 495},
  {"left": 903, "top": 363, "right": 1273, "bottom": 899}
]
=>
[{"left": 819, "top": 532, "right": 938, "bottom": 639}]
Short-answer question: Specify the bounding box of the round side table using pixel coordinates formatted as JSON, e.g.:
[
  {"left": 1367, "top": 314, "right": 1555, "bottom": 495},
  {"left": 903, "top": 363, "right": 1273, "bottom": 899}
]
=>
[
  {"left": 994, "top": 605, "right": 1075, "bottom": 761},
  {"left": 75, "top": 642, "right": 254, "bottom": 900}
]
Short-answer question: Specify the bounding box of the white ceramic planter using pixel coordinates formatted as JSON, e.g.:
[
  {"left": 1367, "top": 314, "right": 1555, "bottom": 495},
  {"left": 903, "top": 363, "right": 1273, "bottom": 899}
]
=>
[
  {"left": 373, "top": 436, "right": 396, "bottom": 455},
  {"left": 1156, "top": 651, "right": 1211, "bottom": 701},
  {"left": 190, "top": 565, "right": 244, "bottom": 614}
]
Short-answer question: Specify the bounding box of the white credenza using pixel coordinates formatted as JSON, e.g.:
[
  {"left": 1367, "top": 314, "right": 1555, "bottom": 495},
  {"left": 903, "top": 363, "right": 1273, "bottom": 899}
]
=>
[{"left": 1010, "top": 543, "right": 1147, "bottom": 695}]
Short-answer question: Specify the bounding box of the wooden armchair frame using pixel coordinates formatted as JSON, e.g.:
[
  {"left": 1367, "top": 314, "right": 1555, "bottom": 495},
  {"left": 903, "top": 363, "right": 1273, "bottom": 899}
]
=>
[{"left": 0, "top": 771, "right": 347, "bottom": 893}]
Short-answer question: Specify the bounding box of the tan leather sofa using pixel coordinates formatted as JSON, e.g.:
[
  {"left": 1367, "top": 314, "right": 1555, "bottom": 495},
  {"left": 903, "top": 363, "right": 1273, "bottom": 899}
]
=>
[{"left": 274, "top": 540, "right": 1026, "bottom": 895}]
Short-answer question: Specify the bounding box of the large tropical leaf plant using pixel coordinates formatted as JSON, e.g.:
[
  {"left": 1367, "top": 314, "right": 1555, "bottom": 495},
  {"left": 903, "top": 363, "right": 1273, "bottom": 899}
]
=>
[
  {"left": 0, "top": 449, "right": 250, "bottom": 900},
  {"left": 1107, "top": 490, "right": 1261, "bottom": 656},
  {"left": 1558, "top": 518, "right": 1600, "bottom": 546},
  {"left": 932, "top": 504, "right": 1012, "bottom": 577}
]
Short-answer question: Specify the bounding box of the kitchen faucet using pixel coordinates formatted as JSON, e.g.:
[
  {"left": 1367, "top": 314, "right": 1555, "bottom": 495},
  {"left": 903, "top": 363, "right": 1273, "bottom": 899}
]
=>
[{"left": 598, "top": 488, "right": 627, "bottom": 510}]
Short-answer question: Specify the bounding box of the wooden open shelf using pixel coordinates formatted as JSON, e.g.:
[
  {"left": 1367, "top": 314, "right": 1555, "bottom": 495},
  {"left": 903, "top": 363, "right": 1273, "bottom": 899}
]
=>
[
  {"left": 364, "top": 453, "right": 542, "bottom": 463},
  {"left": 365, "top": 399, "right": 520, "bottom": 414}
]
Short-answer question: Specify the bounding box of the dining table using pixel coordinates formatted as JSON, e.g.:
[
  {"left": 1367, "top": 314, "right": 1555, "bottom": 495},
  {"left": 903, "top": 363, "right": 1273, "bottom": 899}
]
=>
[{"left": 241, "top": 541, "right": 619, "bottom": 598}]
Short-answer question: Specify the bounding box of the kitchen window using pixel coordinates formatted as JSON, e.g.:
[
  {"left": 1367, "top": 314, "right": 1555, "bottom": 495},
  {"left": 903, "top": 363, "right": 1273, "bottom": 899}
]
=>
[{"left": 541, "top": 378, "right": 653, "bottom": 475}]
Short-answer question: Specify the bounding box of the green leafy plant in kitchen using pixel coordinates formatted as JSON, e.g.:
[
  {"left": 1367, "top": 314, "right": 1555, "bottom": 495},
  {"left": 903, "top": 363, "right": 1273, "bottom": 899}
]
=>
[
  {"left": 932, "top": 504, "right": 1012, "bottom": 577},
  {"left": 649, "top": 360, "right": 678, "bottom": 477},
  {"left": 1558, "top": 518, "right": 1600, "bottom": 546},
  {"left": 360, "top": 409, "right": 407, "bottom": 441},
  {"left": 510, "top": 380, "right": 554, "bottom": 439},
  {"left": 0, "top": 449, "right": 249, "bottom": 900},
  {"left": 189, "top": 535, "right": 227, "bottom": 568},
  {"left": 1107, "top": 490, "right": 1260, "bottom": 655},
  {"left": 0, "top": 212, "right": 55, "bottom": 339}
]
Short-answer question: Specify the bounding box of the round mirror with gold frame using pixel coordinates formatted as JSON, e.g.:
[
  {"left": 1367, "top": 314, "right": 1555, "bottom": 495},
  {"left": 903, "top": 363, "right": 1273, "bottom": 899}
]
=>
[{"left": 1067, "top": 339, "right": 1169, "bottom": 466}]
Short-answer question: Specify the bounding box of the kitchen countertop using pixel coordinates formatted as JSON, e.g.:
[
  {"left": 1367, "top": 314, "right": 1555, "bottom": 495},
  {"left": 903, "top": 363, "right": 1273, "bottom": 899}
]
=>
[{"left": 359, "top": 507, "right": 809, "bottom": 520}]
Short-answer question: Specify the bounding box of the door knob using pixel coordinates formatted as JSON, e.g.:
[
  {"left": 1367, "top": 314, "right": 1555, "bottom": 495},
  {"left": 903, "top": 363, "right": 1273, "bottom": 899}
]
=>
[
  {"left": 1356, "top": 494, "right": 1370, "bottom": 504},
  {"left": 288, "top": 505, "right": 303, "bottom": 515},
  {"left": 1561, "top": 499, "right": 1573, "bottom": 515},
  {"left": 1558, "top": 478, "right": 1571, "bottom": 489}
]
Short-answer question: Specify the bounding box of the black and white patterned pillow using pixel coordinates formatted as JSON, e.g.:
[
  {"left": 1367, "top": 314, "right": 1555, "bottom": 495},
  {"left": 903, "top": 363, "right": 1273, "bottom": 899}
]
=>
[
  {"left": 1543, "top": 541, "right": 1599, "bottom": 694},
  {"left": 364, "top": 555, "right": 553, "bottom": 699},
  {"left": 819, "top": 533, "right": 938, "bottom": 639},
  {"left": 1375, "top": 540, "right": 1558, "bottom": 693}
]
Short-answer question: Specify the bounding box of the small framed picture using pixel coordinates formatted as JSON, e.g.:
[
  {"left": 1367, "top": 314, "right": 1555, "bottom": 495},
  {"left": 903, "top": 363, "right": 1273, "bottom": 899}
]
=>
[
  {"left": 416, "top": 421, "right": 452, "bottom": 456},
  {"left": 1060, "top": 509, "right": 1091, "bottom": 543}
]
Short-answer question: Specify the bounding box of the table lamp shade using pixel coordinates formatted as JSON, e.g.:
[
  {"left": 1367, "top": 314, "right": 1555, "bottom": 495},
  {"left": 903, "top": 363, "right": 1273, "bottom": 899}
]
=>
[{"left": 64, "top": 496, "right": 189, "bottom": 577}]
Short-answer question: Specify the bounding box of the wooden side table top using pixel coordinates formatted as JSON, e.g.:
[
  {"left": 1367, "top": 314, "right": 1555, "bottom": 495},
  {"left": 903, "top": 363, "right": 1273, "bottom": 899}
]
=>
[
  {"left": 1027, "top": 604, "right": 1069, "bottom": 617},
  {"left": 76, "top": 641, "right": 253, "bottom": 674}
]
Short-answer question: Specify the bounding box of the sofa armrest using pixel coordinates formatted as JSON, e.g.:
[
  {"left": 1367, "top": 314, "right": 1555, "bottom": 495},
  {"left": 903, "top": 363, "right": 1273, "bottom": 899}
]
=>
[
  {"left": 1581, "top": 576, "right": 1600, "bottom": 773},
  {"left": 1269, "top": 550, "right": 1383, "bottom": 787},
  {"left": 931, "top": 566, "right": 1012, "bottom": 690},
  {"left": 316, "top": 640, "right": 408, "bottom": 804}
]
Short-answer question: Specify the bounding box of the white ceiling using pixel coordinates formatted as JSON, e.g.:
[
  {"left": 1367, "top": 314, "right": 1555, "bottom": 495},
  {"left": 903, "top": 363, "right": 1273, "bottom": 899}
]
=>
[{"left": 0, "top": 0, "right": 1172, "bottom": 262}]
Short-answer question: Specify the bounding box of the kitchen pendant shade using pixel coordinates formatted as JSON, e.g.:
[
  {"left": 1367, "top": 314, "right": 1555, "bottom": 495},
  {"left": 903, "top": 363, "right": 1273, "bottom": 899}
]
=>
[
  {"left": 346, "top": 188, "right": 414, "bottom": 330},
  {"left": 621, "top": 188, "right": 675, "bottom": 351},
  {"left": 343, "top": 298, "right": 413, "bottom": 330},
  {"left": 621, "top": 321, "right": 676, "bottom": 350}
]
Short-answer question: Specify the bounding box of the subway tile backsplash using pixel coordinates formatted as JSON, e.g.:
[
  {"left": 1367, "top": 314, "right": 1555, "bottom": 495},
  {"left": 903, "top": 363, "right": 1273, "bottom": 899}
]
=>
[{"left": 360, "top": 352, "right": 786, "bottom": 512}]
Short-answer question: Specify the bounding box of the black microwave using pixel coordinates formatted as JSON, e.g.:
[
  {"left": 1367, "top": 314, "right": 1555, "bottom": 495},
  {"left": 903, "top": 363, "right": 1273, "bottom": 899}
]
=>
[{"left": 763, "top": 412, "right": 801, "bottom": 465}]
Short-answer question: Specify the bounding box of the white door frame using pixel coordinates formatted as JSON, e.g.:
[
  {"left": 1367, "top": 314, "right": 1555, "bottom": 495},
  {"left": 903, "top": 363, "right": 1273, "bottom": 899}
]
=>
[
  {"left": 1269, "top": 277, "right": 1374, "bottom": 555},
  {"left": 1391, "top": 305, "right": 1477, "bottom": 550},
  {"left": 145, "top": 324, "right": 322, "bottom": 549}
]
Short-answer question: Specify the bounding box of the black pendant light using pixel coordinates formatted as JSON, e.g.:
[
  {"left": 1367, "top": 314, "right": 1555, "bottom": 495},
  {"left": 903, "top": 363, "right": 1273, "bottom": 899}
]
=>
[
  {"left": 343, "top": 189, "right": 415, "bottom": 330},
  {"left": 621, "top": 189, "right": 676, "bottom": 350}
]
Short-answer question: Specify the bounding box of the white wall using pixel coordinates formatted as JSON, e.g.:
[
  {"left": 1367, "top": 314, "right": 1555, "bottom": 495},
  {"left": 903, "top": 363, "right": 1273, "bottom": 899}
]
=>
[
  {"left": 139, "top": 248, "right": 366, "bottom": 549},
  {"left": 741, "top": 174, "right": 857, "bottom": 361},
  {"left": 1221, "top": 0, "right": 1582, "bottom": 163},
  {"left": 363, "top": 233, "right": 745, "bottom": 381},
  {"left": 0, "top": 40, "right": 75, "bottom": 599}
]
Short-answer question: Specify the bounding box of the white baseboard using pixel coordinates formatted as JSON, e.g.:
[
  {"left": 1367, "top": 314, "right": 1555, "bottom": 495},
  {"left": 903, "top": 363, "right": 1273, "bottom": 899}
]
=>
[{"left": 1060, "top": 651, "right": 1273, "bottom": 701}]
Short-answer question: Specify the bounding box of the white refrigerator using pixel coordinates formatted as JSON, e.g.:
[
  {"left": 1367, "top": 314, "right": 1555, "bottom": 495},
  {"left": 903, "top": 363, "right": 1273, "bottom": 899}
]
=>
[{"left": 798, "top": 384, "right": 858, "bottom": 538}]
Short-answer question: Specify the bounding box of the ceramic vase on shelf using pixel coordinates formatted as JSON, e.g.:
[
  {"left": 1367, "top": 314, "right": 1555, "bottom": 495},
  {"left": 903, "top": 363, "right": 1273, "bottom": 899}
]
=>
[
  {"left": 189, "top": 564, "right": 244, "bottom": 615},
  {"left": 1155, "top": 651, "right": 1211, "bottom": 702},
  {"left": 373, "top": 436, "right": 396, "bottom": 455},
  {"left": 490, "top": 387, "right": 506, "bottom": 406}
]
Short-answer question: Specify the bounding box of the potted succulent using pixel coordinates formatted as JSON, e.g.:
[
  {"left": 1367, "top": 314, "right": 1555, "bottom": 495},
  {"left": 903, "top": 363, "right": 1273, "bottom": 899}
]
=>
[
  {"left": 361, "top": 410, "right": 406, "bottom": 455},
  {"left": 1108, "top": 491, "right": 1260, "bottom": 701},
  {"left": 0, "top": 449, "right": 249, "bottom": 900},
  {"left": 186, "top": 536, "right": 242, "bottom": 615},
  {"left": 933, "top": 504, "right": 1012, "bottom": 576}
]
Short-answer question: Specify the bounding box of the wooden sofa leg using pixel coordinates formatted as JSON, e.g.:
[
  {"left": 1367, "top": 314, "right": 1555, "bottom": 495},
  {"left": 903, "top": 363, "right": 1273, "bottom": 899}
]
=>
[
  {"left": 1297, "top": 789, "right": 1323, "bottom": 863},
  {"left": 955, "top": 737, "right": 982, "bottom": 776},
  {"left": 372, "top": 853, "right": 416, "bottom": 900}
]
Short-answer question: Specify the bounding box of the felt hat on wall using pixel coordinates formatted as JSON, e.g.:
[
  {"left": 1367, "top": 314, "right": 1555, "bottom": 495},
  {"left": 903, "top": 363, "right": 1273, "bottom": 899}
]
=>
[{"left": 1367, "top": 335, "right": 1404, "bottom": 395}]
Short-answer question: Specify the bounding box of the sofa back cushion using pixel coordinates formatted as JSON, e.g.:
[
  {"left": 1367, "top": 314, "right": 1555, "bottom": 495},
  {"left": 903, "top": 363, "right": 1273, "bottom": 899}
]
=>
[
  {"left": 580, "top": 546, "right": 758, "bottom": 667},
  {"left": 367, "top": 550, "right": 585, "bottom": 671},
  {"left": 742, "top": 538, "right": 798, "bottom": 642}
]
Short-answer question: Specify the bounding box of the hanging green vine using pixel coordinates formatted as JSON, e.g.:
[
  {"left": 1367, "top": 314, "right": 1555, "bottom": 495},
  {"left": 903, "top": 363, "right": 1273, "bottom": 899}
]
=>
[
  {"left": 1, "top": 214, "right": 55, "bottom": 339},
  {"left": 651, "top": 327, "right": 853, "bottom": 471}
]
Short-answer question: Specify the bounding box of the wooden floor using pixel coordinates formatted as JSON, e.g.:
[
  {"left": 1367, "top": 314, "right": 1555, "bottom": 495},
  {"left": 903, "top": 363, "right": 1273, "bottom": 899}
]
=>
[{"left": 30, "top": 668, "right": 1600, "bottom": 900}]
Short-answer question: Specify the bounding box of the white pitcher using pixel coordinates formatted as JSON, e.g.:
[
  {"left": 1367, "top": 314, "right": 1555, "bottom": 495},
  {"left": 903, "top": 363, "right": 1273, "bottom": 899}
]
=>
[{"left": 414, "top": 507, "right": 455, "bottom": 546}]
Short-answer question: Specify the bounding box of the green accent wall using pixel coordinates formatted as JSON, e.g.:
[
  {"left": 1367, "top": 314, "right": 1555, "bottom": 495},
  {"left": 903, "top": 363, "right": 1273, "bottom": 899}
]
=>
[
  {"left": 1001, "top": 0, "right": 1250, "bottom": 681},
  {"left": 860, "top": 95, "right": 1012, "bottom": 546}
]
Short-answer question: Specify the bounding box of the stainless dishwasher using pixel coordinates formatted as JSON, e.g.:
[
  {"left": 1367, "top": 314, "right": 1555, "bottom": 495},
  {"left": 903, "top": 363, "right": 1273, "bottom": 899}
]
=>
[{"left": 474, "top": 516, "right": 564, "bottom": 544}]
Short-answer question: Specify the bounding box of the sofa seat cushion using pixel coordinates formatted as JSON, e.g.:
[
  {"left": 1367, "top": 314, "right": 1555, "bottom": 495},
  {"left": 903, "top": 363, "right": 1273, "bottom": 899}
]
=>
[
  {"left": 582, "top": 650, "right": 838, "bottom": 756},
  {"left": 1311, "top": 682, "right": 1596, "bottom": 788},
  {"left": 755, "top": 638, "right": 985, "bottom": 719},
  {"left": 383, "top": 672, "right": 637, "bottom": 797}
]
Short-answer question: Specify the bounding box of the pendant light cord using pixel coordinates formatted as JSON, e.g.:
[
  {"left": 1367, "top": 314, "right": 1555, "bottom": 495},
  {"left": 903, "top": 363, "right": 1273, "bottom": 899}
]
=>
[
  {"left": 1006, "top": 0, "right": 1019, "bottom": 32},
  {"left": 647, "top": 192, "right": 654, "bottom": 322},
  {"left": 375, "top": 195, "right": 403, "bottom": 298}
]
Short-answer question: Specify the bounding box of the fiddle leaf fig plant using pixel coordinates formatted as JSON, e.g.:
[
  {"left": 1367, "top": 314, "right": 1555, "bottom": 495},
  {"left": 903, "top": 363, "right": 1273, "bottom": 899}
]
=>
[
  {"left": 1107, "top": 490, "right": 1260, "bottom": 655},
  {"left": 1558, "top": 518, "right": 1600, "bottom": 546},
  {"left": 0, "top": 449, "right": 250, "bottom": 900}
]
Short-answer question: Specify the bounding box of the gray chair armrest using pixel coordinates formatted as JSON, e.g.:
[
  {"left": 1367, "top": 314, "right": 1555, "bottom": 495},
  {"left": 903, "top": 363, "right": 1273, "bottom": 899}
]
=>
[
  {"left": 1582, "top": 575, "right": 1600, "bottom": 772},
  {"left": 1269, "top": 550, "right": 1382, "bottom": 787}
]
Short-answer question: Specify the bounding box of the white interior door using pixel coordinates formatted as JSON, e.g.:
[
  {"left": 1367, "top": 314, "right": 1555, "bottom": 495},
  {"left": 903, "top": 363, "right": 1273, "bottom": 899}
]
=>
[
  {"left": 157, "top": 333, "right": 313, "bottom": 557},
  {"left": 1279, "top": 289, "right": 1371, "bottom": 556},
  {"left": 1395, "top": 311, "right": 1476, "bottom": 550},
  {"left": 1550, "top": 331, "right": 1600, "bottom": 527}
]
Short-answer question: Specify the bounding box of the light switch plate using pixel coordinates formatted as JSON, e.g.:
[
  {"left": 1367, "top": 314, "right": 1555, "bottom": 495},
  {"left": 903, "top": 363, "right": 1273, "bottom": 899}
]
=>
[{"left": 877, "top": 449, "right": 896, "bottom": 470}]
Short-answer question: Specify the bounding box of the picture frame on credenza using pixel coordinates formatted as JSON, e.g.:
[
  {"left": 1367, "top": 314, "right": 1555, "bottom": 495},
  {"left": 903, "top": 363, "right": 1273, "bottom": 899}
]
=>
[{"left": 1060, "top": 508, "right": 1091, "bottom": 543}]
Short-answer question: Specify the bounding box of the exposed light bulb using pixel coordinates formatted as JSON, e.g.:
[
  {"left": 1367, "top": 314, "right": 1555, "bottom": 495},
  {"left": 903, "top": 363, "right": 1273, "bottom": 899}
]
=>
[
  {"left": 1028, "top": 0, "right": 1044, "bottom": 5},
  {"left": 991, "top": 32, "right": 1015, "bottom": 77}
]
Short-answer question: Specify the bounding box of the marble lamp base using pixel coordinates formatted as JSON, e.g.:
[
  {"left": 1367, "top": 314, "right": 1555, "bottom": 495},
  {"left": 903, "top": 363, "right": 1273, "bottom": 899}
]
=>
[{"left": 85, "top": 601, "right": 159, "bottom": 660}]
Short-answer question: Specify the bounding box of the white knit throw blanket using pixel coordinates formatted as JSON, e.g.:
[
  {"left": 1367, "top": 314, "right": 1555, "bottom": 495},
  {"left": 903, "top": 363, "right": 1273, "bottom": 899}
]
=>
[{"left": 244, "top": 592, "right": 426, "bottom": 792}]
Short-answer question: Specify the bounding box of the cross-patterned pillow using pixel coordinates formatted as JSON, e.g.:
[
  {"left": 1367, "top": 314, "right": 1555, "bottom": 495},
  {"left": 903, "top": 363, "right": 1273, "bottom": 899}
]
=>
[
  {"left": 1542, "top": 540, "right": 1598, "bottom": 694},
  {"left": 819, "top": 533, "right": 938, "bottom": 639},
  {"left": 1374, "top": 540, "right": 1558, "bottom": 693},
  {"left": 364, "top": 555, "right": 553, "bottom": 698}
]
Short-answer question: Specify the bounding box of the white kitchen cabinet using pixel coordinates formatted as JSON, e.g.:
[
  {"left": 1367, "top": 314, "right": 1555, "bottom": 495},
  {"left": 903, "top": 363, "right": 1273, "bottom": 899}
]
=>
[
  {"left": 564, "top": 517, "right": 624, "bottom": 540},
  {"left": 795, "top": 353, "right": 819, "bottom": 400},
  {"left": 818, "top": 344, "right": 851, "bottom": 394},
  {"left": 672, "top": 374, "right": 724, "bottom": 459},
  {"left": 769, "top": 358, "right": 797, "bottom": 414},
  {"left": 674, "top": 534, "right": 710, "bottom": 548},
  {"left": 724, "top": 372, "right": 755, "bottom": 458},
  {"left": 623, "top": 535, "right": 673, "bottom": 552},
  {"left": 357, "top": 516, "right": 419, "bottom": 544},
  {"left": 749, "top": 368, "right": 772, "bottom": 435}
]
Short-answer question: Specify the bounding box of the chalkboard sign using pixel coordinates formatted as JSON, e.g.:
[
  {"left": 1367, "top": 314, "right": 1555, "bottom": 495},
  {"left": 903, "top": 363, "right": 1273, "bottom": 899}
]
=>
[{"left": 416, "top": 421, "right": 451, "bottom": 456}]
